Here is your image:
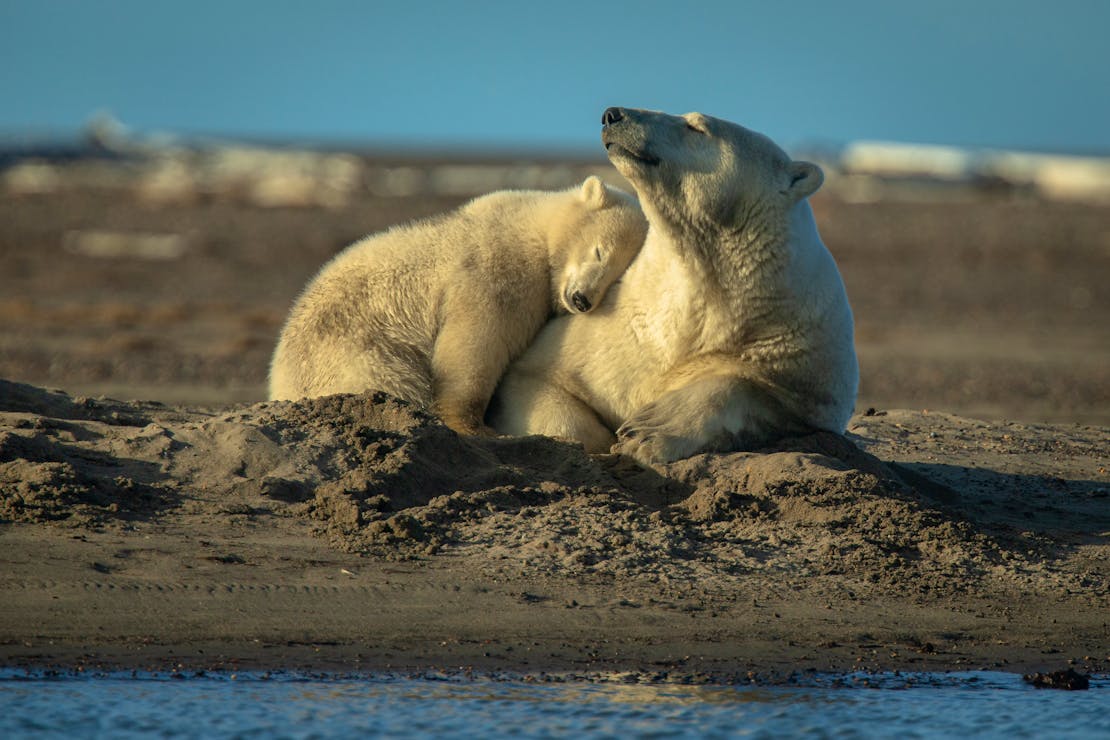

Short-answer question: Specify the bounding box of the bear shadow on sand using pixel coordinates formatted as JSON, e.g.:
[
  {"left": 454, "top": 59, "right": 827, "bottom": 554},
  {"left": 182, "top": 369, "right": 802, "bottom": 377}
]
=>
[
  {"left": 664, "top": 430, "right": 1107, "bottom": 586},
  {"left": 888, "top": 460, "right": 1110, "bottom": 555}
]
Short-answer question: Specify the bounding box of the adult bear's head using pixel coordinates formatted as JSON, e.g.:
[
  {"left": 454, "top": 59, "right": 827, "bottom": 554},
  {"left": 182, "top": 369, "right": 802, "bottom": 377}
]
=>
[{"left": 600, "top": 107, "right": 823, "bottom": 238}]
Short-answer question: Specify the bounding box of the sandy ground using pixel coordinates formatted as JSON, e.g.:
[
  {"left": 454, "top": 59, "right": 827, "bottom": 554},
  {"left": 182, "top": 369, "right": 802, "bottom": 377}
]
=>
[{"left": 1, "top": 154, "right": 1108, "bottom": 679}]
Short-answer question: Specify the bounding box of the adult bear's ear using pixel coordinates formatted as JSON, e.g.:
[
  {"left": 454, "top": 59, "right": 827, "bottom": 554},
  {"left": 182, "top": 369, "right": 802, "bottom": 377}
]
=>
[
  {"left": 786, "top": 161, "right": 824, "bottom": 202},
  {"left": 578, "top": 175, "right": 611, "bottom": 209}
]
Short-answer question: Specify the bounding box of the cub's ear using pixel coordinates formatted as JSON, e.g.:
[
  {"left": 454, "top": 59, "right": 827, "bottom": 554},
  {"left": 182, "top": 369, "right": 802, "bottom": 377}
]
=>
[
  {"left": 786, "top": 161, "right": 824, "bottom": 202},
  {"left": 578, "top": 175, "right": 611, "bottom": 209}
]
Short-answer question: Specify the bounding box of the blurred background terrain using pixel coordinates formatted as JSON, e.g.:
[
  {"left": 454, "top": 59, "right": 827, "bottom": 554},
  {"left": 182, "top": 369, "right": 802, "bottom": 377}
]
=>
[{"left": 1, "top": 1, "right": 1107, "bottom": 425}]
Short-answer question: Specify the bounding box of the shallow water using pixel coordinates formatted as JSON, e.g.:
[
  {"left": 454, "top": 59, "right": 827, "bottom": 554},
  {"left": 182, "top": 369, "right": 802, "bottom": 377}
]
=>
[{"left": 1, "top": 670, "right": 1106, "bottom": 739}]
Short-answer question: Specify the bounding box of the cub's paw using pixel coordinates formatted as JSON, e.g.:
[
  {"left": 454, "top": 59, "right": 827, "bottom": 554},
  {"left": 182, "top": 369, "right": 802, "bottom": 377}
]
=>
[{"left": 439, "top": 413, "right": 497, "bottom": 437}]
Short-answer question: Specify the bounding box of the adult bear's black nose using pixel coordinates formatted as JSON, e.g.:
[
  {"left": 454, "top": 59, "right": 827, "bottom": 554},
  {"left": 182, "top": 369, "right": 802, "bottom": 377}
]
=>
[{"left": 601, "top": 107, "right": 624, "bottom": 126}]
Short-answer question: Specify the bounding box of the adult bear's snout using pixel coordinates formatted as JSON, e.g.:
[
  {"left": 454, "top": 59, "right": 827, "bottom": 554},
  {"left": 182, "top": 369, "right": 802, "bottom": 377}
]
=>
[{"left": 602, "top": 107, "right": 625, "bottom": 126}]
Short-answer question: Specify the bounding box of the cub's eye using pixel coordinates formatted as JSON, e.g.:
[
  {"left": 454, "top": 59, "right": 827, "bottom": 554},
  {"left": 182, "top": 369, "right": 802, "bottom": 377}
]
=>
[{"left": 595, "top": 246, "right": 603, "bottom": 261}]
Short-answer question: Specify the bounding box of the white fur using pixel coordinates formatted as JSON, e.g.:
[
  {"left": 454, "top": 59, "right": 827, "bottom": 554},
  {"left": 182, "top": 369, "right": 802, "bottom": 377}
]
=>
[
  {"left": 489, "top": 108, "right": 858, "bottom": 463},
  {"left": 269, "top": 177, "right": 647, "bottom": 435}
]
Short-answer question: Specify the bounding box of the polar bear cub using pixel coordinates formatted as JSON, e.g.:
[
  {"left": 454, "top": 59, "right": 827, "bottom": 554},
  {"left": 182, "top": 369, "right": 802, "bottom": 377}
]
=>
[
  {"left": 269, "top": 176, "right": 647, "bottom": 434},
  {"left": 490, "top": 108, "right": 858, "bottom": 463}
]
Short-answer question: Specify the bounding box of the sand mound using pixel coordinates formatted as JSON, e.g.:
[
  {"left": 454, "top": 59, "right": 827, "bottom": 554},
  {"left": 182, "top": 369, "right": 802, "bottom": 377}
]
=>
[
  {"left": 2, "top": 379, "right": 1106, "bottom": 601},
  {"left": 0, "top": 384, "right": 179, "bottom": 525}
]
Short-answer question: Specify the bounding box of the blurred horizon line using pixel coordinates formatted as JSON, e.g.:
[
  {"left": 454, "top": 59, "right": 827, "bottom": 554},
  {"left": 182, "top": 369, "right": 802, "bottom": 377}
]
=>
[{"left": 3, "top": 111, "right": 1110, "bottom": 161}]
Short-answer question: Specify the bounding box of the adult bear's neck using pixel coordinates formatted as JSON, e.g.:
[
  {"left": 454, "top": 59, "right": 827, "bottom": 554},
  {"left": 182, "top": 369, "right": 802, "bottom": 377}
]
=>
[
  {"left": 638, "top": 199, "right": 720, "bottom": 288},
  {"left": 642, "top": 196, "right": 796, "bottom": 306}
]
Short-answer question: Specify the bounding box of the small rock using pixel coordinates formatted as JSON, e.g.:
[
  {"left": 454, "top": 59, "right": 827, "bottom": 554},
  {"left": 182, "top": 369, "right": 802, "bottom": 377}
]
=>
[{"left": 1023, "top": 668, "right": 1089, "bottom": 690}]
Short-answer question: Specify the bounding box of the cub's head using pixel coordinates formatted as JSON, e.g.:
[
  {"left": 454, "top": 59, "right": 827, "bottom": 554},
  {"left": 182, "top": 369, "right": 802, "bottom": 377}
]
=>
[
  {"left": 600, "top": 107, "right": 823, "bottom": 235},
  {"left": 552, "top": 176, "right": 647, "bottom": 314}
]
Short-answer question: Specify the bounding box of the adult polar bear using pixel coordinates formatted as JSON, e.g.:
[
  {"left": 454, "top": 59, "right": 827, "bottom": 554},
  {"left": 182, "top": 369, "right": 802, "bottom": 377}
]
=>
[{"left": 489, "top": 107, "right": 858, "bottom": 465}]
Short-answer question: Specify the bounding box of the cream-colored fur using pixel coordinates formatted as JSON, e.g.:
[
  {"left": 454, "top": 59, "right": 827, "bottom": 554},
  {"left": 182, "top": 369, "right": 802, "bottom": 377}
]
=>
[
  {"left": 489, "top": 108, "right": 858, "bottom": 464},
  {"left": 269, "top": 177, "right": 647, "bottom": 434}
]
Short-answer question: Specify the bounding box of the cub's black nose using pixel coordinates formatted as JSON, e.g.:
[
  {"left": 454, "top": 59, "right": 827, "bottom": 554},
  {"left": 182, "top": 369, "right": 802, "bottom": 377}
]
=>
[
  {"left": 601, "top": 107, "right": 624, "bottom": 126},
  {"left": 571, "top": 291, "right": 592, "bottom": 312}
]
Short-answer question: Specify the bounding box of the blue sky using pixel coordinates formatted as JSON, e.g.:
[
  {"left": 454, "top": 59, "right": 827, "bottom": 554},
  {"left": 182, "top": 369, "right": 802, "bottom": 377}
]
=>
[{"left": 1, "top": 0, "right": 1107, "bottom": 153}]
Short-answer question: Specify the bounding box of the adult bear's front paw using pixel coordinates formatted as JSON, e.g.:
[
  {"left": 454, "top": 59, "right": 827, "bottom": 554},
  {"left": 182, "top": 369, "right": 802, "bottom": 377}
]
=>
[
  {"left": 612, "top": 436, "right": 662, "bottom": 466},
  {"left": 612, "top": 419, "right": 688, "bottom": 466}
]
